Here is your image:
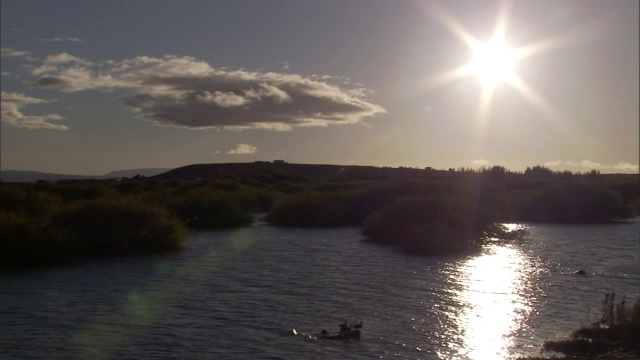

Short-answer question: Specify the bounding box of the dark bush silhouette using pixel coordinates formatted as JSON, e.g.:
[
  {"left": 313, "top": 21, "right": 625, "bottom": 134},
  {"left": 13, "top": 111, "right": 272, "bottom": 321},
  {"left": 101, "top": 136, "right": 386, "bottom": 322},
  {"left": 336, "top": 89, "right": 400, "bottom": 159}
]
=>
[
  {"left": 361, "top": 195, "right": 502, "bottom": 255},
  {"left": 266, "top": 191, "right": 357, "bottom": 227},
  {"left": 166, "top": 187, "right": 253, "bottom": 229},
  {"left": 542, "top": 294, "right": 640, "bottom": 357},
  {"left": 516, "top": 181, "right": 630, "bottom": 222},
  {"left": 50, "top": 198, "right": 187, "bottom": 257},
  {"left": 0, "top": 196, "right": 187, "bottom": 269}
]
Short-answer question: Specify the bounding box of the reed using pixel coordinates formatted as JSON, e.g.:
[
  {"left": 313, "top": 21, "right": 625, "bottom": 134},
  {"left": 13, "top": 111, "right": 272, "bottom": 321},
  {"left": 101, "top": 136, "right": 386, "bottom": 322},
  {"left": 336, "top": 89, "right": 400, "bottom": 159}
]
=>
[{"left": 541, "top": 292, "right": 640, "bottom": 357}]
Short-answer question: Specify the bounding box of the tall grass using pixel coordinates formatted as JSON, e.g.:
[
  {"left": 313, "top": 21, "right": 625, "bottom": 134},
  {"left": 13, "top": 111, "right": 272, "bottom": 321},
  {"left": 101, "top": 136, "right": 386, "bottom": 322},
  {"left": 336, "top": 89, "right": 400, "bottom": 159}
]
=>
[
  {"left": 265, "top": 191, "right": 357, "bottom": 227},
  {"left": 51, "top": 197, "right": 187, "bottom": 256},
  {"left": 0, "top": 184, "right": 187, "bottom": 269},
  {"left": 543, "top": 292, "right": 640, "bottom": 356},
  {"left": 165, "top": 187, "right": 253, "bottom": 229}
]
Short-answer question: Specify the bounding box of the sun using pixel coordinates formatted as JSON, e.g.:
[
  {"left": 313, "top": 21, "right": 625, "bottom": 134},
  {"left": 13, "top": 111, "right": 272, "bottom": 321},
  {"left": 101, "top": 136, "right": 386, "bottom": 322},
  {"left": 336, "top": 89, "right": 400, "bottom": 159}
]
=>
[
  {"left": 424, "top": 0, "right": 569, "bottom": 125},
  {"left": 468, "top": 39, "right": 518, "bottom": 87}
]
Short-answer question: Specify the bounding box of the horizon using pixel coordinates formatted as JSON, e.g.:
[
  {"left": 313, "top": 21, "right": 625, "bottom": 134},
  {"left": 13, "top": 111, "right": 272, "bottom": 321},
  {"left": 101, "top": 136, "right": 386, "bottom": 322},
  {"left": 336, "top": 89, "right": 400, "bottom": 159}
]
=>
[
  {"left": 2, "top": 160, "right": 638, "bottom": 177},
  {"left": 2, "top": 0, "right": 638, "bottom": 176}
]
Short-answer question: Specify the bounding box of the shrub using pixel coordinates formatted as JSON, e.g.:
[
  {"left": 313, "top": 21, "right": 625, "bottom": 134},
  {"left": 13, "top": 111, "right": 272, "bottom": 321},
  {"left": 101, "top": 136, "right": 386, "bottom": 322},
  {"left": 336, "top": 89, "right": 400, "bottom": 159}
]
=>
[
  {"left": 543, "top": 293, "right": 640, "bottom": 356},
  {"left": 50, "top": 197, "right": 187, "bottom": 256},
  {"left": 0, "top": 210, "right": 66, "bottom": 268},
  {"left": 166, "top": 188, "right": 253, "bottom": 229},
  {"left": 0, "top": 185, "right": 63, "bottom": 216},
  {"left": 47, "top": 182, "right": 117, "bottom": 201},
  {"left": 266, "top": 191, "right": 357, "bottom": 227},
  {"left": 361, "top": 194, "right": 501, "bottom": 255},
  {"left": 515, "top": 181, "right": 631, "bottom": 223}
]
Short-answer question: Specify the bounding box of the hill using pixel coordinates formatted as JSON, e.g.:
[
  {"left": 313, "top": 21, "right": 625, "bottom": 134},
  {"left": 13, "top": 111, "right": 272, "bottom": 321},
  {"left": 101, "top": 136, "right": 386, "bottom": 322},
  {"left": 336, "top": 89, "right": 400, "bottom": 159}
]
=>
[{"left": 0, "top": 168, "right": 171, "bottom": 183}]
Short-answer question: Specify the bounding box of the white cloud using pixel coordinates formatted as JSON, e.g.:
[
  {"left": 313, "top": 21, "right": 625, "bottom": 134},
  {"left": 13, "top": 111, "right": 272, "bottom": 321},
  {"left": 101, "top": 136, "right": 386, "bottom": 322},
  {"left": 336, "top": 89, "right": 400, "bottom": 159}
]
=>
[
  {"left": 0, "top": 92, "right": 68, "bottom": 130},
  {"left": 612, "top": 162, "right": 639, "bottom": 172},
  {"left": 41, "top": 37, "right": 83, "bottom": 43},
  {"left": 1, "top": 71, "right": 10, "bottom": 77},
  {"left": 227, "top": 143, "right": 257, "bottom": 155},
  {"left": 27, "top": 53, "right": 386, "bottom": 130},
  {"left": 1, "top": 48, "right": 30, "bottom": 58},
  {"left": 566, "top": 160, "right": 606, "bottom": 169},
  {"left": 545, "top": 159, "right": 639, "bottom": 173},
  {"left": 544, "top": 160, "right": 563, "bottom": 167},
  {"left": 472, "top": 159, "right": 490, "bottom": 166}
]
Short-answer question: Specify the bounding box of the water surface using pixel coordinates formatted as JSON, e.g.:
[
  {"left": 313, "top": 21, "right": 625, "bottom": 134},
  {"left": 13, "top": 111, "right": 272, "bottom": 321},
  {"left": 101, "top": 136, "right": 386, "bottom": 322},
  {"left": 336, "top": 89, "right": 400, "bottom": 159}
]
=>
[{"left": 1, "top": 220, "right": 638, "bottom": 359}]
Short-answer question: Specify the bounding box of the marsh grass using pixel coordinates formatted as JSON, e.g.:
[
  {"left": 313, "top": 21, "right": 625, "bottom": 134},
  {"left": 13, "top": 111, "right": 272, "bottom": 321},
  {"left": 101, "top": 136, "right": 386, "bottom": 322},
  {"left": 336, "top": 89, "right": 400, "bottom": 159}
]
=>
[{"left": 541, "top": 293, "right": 640, "bottom": 358}]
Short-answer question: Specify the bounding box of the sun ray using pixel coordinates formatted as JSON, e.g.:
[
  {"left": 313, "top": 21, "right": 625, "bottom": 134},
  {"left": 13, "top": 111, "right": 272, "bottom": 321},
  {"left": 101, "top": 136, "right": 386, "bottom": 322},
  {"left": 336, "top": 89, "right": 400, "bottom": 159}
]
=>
[
  {"left": 508, "top": 73, "right": 566, "bottom": 124},
  {"left": 428, "top": 2, "right": 481, "bottom": 50},
  {"left": 423, "top": 64, "right": 474, "bottom": 90},
  {"left": 423, "top": 0, "right": 567, "bottom": 127}
]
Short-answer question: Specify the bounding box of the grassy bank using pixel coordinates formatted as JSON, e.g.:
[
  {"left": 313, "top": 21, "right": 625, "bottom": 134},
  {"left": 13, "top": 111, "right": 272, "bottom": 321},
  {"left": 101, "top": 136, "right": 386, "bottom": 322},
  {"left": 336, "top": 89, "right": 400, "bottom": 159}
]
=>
[
  {"left": 0, "top": 180, "right": 265, "bottom": 269},
  {"left": 520, "top": 293, "right": 640, "bottom": 360},
  {"left": 1, "top": 167, "right": 638, "bottom": 268}
]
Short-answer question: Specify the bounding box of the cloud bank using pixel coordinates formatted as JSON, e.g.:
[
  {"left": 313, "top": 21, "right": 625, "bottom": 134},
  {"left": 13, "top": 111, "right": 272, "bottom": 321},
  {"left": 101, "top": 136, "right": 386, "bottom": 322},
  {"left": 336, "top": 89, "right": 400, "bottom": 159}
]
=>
[
  {"left": 545, "top": 160, "right": 639, "bottom": 173},
  {"left": 0, "top": 92, "right": 68, "bottom": 130},
  {"left": 41, "top": 37, "right": 83, "bottom": 43},
  {"left": 16, "top": 52, "right": 386, "bottom": 131}
]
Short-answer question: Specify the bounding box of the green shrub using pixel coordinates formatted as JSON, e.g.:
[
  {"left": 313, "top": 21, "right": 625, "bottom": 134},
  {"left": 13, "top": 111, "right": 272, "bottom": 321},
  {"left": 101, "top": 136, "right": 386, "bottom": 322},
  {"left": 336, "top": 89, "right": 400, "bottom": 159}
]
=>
[
  {"left": 0, "top": 185, "right": 63, "bottom": 216},
  {"left": 0, "top": 210, "right": 68, "bottom": 268},
  {"left": 543, "top": 293, "right": 640, "bottom": 356},
  {"left": 167, "top": 187, "right": 253, "bottom": 229},
  {"left": 50, "top": 197, "right": 187, "bottom": 256},
  {"left": 515, "top": 181, "right": 631, "bottom": 223},
  {"left": 47, "top": 182, "right": 117, "bottom": 201},
  {"left": 361, "top": 194, "right": 501, "bottom": 255},
  {"left": 266, "top": 191, "right": 357, "bottom": 227}
]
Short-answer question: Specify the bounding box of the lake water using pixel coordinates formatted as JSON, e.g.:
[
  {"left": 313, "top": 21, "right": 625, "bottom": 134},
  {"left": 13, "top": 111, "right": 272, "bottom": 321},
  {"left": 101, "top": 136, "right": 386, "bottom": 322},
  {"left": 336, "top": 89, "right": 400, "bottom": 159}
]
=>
[{"left": 1, "top": 220, "right": 638, "bottom": 359}]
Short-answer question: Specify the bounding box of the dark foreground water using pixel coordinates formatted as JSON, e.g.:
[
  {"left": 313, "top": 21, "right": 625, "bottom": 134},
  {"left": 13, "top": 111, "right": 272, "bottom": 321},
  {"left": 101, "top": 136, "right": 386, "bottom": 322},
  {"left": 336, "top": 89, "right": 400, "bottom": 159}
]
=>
[{"left": 1, "top": 220, "right": 638, "bottom": 359}]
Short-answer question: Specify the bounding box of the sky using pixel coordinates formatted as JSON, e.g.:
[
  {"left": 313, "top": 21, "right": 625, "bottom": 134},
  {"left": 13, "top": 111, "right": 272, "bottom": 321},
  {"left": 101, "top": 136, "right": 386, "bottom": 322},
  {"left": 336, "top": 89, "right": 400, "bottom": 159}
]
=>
[{"left": 1, "top": 0, "right": 638, "bottom": 175}]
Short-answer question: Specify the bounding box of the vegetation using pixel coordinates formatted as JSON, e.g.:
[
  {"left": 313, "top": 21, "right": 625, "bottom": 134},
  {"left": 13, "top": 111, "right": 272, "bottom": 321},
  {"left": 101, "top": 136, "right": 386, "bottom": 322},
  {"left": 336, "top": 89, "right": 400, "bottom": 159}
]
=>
[
  {"left": 515, "top": 181, "right": 631, "bottom": 222},
  {"left": 0, "top": 179, "right": 268, "bottom": 269},
  {"left": 1, "top": 164, "right": 638, "bottom": 268},
  {"left": 520, "top": 293, "right": 640, "bottom": 359}
]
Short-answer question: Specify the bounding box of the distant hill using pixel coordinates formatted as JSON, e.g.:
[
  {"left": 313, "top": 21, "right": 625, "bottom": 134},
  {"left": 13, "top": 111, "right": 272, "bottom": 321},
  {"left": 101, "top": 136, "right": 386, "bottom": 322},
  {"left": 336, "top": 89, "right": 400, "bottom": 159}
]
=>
[
  {"left": 103, "top": 168, "right": 172, "bottom": 179},
  {"left": 1, "top": 168, "right": 171, "bottom": 183},
  {"left": 150, "top": 161, "right": 388, "bottom": 181},
  {"left": 151, "top": 162, "right": 640, "bottom": 182},
  {"left": 3, "top": 163, "right": 637, "bottom": 183}
]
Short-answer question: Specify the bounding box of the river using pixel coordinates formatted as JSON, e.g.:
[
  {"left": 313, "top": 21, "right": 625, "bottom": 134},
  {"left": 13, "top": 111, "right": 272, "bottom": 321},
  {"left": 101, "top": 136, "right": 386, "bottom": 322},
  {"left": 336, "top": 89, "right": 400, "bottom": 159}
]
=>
[{"left": 1, "top": 220, "right": 638, "bottom": 359}]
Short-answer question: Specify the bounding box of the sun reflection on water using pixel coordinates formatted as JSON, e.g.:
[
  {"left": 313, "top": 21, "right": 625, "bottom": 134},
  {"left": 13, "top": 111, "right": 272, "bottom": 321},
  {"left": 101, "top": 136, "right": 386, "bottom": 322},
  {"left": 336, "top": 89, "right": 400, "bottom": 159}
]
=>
[{"left": 444, "top": 244, "right": 532, "bottom": 359}]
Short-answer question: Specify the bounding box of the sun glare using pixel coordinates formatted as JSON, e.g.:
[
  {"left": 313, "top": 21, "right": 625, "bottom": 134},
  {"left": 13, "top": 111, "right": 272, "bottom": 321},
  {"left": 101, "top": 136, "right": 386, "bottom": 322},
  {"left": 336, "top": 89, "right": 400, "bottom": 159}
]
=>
[
  {"left": 469, "top": 40, "right": 517, "bottom": 86},
  {"left": 452, "top": 246, "right": 532, "bottom": 359},
  {"left": 425, "top": 0, "right": 572, "bottom": 126}
]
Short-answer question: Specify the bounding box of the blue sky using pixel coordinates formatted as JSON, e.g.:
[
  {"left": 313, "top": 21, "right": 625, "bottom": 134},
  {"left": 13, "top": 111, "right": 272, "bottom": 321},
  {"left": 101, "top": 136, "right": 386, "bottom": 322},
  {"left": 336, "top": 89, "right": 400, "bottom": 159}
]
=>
[{"left": 1, "top": 0, "right": 638, "bottom": 175}]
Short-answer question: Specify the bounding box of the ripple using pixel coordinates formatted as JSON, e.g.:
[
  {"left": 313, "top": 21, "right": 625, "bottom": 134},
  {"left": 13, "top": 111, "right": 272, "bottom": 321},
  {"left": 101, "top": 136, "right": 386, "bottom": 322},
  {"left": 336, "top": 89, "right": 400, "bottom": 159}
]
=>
[{"left": 0, "top": 222, "right": 638, "bottom": 359}]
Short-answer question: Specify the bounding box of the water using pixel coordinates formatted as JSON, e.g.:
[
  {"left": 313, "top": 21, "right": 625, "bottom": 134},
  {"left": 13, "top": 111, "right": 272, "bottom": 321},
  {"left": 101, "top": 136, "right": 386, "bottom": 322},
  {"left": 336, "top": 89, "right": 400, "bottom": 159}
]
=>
[{"left": 1, "top": 220, "right": 638, "bottom": 359}]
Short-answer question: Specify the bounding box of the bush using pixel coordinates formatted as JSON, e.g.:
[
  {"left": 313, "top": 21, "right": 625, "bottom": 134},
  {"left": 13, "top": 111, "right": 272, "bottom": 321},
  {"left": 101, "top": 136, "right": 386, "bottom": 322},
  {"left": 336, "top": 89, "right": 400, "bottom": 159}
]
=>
[
  {"left": 542, "top": 293, "right": 640, "bottom": 356},
  {"left": 361, "top": 194, "right": 501, "bottom": 255},
  {"left": 0, "top": 210, "right": 66, "bottom": 268},
  {"left": 266, "top": 191, "right": 357, "bottom": 227},
  {"left": 47, "top": 182, "right": 117, "bottom": 201},
  {"left": 515, "top": 181, "right": 631, "bottom": 223},
  {"left": 166, "top": 188, "right": 253, "bottom": 229},
  {"left": 0, "top": 184, "right": 189, "bottom": 268},
  {"left": 50, "top": 197, "right": 187, "bottom": 257},
  {"left": 0, "top": 185, "right": 63, "bottom": 216}
]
